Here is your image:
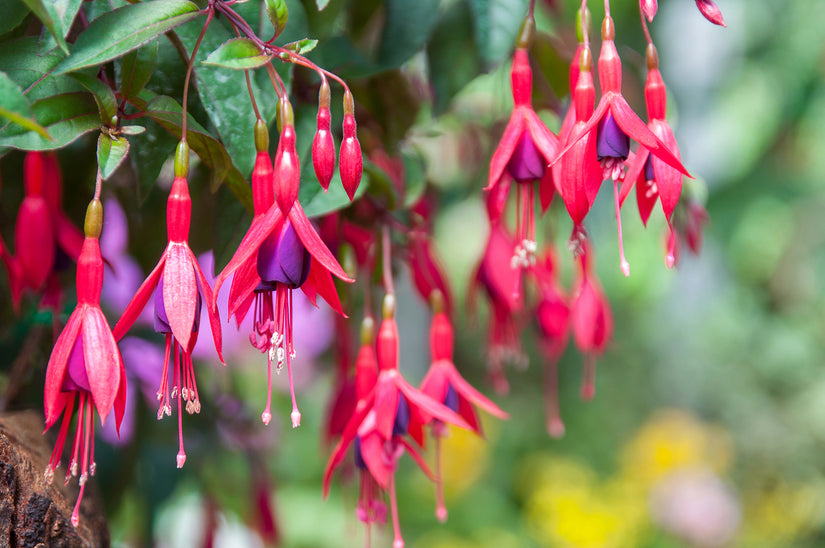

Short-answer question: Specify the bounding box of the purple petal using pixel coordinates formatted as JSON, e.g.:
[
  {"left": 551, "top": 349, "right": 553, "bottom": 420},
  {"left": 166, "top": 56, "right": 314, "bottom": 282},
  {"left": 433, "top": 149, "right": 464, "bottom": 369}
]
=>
[
  {"left": 62, "top": 336, "right": 90, "bottom": 392},
  {"left": 153, "top": 273, "right": 202, "bottom": 334},
  {"left": 644, "top": 155, "right": 656, "bottom": 181},
  {"left": 597, "top": 112, "right": 630, "bottom": 160},
  {"left": 392, "top": 395, "right": 410, "bottom": 436},
  {"left": 354, "top": 436, "right": 366, "bottom": 470},
  {"left": 507, "top": 131, "right": 546, "bottom": 182},
  {"left": 99, "top": 380, "right": 136, "bottom": 446},
  {"left": 444, "top": 384, "right": 460, "bottom": 413},
  {"left": 256, "top": 221, "right": 311, "bottom": 289}
]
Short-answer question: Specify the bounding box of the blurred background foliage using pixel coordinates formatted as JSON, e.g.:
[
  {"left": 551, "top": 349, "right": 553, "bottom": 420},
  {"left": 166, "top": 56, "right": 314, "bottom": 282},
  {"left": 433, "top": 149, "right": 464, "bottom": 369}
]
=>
[{"left": 2, "top": 0, "right": 825, "bottom": 547}]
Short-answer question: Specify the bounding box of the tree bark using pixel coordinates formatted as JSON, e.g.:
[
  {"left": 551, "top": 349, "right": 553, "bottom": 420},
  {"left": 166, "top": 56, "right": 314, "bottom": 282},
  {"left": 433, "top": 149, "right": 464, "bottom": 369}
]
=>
[{"left": 0, "top": 411, "right": 109, "bottom": 547}]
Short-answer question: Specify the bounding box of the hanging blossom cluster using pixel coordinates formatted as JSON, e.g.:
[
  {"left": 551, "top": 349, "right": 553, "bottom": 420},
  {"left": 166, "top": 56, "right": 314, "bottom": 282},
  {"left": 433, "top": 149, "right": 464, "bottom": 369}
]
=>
[
  {"left": 475, "top": 0, "right": 719, "bottom": 436},
  {"left": 0, "top": 0, "right": 723, "bottom": 543}
]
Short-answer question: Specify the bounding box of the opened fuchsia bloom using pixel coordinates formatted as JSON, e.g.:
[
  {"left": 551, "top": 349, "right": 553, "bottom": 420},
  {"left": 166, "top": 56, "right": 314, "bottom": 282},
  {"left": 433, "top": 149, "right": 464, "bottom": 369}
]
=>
[
  {"left": 622, "top": 45, "right": 686, "bottom": 267},
  {"left": 215, "top": 106, "right": 353, "bottom": 428},
  {"left": 554, "top": 16, "right": 690, "bottom": 276},
  {"left": 486, "top": 15, "right": 559, "bottom": 279},
  {"left": 324, "top": 296, "right": 471, "bottom": 548},
  {"left": 408, "top": 292, "right": 508, "bottom": 521},
  {"left": 43, "top": 199, "right": 127, "bottom": 527},
  {"left": 113, "top": 142, "right": 223, "bottom": 468}
]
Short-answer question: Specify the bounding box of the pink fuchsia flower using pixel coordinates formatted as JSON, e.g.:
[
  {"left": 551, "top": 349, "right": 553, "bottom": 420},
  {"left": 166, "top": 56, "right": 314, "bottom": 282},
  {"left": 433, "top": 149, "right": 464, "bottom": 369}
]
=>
[
  {"left": 695, "top": 0, "right": 726, "bottom": 27},
  {"left": 554, "top": 17, "right": 690, "bottom": 275},
  {"left": 486, "top": 17, "right": 559, "bottom": 275},
  {"left": 532, "top": 249, "right": 570, "bottom": 438},
  {"left": 2, "top": 152, "right": 84, "bottom": 311},
  {"left": 215, "top": 163, "right": 352, "bottom": 427},
  {"left": 42, "top": 199, "right": 127, "bottom": 527},
  {"left": 468, "top": 215, "right": 526, "bottom": 394},
  {"left": 408, "top": 294, "right": 508, "bottom": 521},
  {"left": 569, "top": 233, "right": 613, "bottom": 401},
  {"left": 324, "top": 297, "right": 471, "bottom": 548},
  {"left": 621, "top": 45, "right": 686, "bottom": 268},
  {"left": 113, "top": 146, "right": 223, "bottom": 468}
]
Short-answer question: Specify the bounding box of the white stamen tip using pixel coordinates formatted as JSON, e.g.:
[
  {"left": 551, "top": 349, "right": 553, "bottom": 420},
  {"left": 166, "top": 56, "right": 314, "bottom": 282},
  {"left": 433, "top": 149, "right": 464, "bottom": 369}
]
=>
[
  {"left": 176, "top": 452, "right": 186, "bottom": 468},
  {"left": 436, "top": 507, "right": 448, "bottom": 523},
  {"left": 621, "top": 260, "right": 630, "bottom": 277},
  {"left": 291, "top": 409, "right": 302, "bottom": 428},
  {"left": 261, "top": 411, "right": 272, "bottom": 425}
]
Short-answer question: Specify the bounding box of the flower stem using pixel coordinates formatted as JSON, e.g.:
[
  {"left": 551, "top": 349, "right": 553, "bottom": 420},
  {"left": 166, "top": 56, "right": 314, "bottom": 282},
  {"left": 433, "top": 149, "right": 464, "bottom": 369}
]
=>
[
  {"left": 382, "top": 224, "right": 395, "bottom": 295},
  {"left": 181, "top": 7, "right": 214, "bottom": 144}
]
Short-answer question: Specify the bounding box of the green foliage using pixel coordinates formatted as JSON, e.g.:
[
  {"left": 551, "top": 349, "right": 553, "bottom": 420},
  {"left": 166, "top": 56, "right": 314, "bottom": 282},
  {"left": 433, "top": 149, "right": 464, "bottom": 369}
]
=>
[{"left": 203, "top": 38, "right": 273, "bottom": 70}]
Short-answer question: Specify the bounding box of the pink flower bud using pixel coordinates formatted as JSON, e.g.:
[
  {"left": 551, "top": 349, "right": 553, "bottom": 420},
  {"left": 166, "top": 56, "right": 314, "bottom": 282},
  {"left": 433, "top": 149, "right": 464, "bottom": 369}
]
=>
[
  {"left": 695, "top": 0, "right": 726, "bottom": 27},
  {"left": 274, "top": 123, "right": 300, "bottom": 215},
  {"left": 339, "top": 90, "right": 362, "bottom": 201},
  {"left": 313, "top": 82, "right": 336, "bottom": 191}
]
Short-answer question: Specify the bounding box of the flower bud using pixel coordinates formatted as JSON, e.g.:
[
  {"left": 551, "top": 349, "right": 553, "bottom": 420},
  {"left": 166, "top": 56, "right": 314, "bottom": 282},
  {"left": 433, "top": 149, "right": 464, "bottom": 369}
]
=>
[
  {"left": 312, "top": 81, "right": 335, "bottom": 191},
  {"left": 339, "top": 90, "right": 362, "bottom": 201},
  {"left": 274, "top": 99, "right": 300, "bottom": 215}
]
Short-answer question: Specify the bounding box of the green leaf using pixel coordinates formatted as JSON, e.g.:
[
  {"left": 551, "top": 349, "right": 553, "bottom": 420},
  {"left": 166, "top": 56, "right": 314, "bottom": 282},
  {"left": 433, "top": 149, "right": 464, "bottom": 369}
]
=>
[
  {"left": 0, "top": 71, "right": 51, "bottom": 139},
  {"left": 402, "top": 148, "right": 427, "bottom": 207},
  {"left": 21, "top": 0, "right": 70, "bottom": 54},
  {"left": 265, "top": 0, "right": 289, "bottom": 39},
  {"left": 469, "top": 0, "right": 529, "bottom": 64},
  {"left": 202, "top": 38, "right": 273, "bottom": 70},
  {"left": 299, "top": 171, "right": 366, "bottom": 218},
  {"left": 282, "top": 38, "right": 318, "bottom": 56},
  {"left": 120, "top": 39, "right": 159, "bottom": 100},
  {"left": 378, "top": 0, "right": 439, "bottom": 67},
  {"left": 0, "top": 92, "right": 98, "bottom": 150},
  {"left": 142, "top": 94, "right": 231, "bottom": 190},
  {"left": 0, "top": 0, "right": 30, "bottom": 36},
  {"left": 53, "top": 0, "right": 200, "bottom": 75},
  {"left": 68, "top": 72, "right": 118, "bottom": 123},
  {"left": 0, "top": 37, "right": 82, "bottom": 102},
  {"left": 97, "top": 132, "right": 130, "bottom": 179}
]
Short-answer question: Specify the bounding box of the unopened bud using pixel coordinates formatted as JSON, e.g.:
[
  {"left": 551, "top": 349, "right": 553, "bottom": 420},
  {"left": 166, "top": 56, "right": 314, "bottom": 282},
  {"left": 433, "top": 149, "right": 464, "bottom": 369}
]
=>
[
  {"left": 313, "top": 84, "right": 335, "bottom": 191},
  {"left": 84, "top": 199, "right": 103, "bottom": 238}
]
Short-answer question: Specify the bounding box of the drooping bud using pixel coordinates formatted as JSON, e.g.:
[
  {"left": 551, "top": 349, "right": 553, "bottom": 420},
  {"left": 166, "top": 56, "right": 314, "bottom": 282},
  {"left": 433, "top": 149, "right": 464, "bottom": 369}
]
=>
[
  {"left": 339, "top": 90, "right": 362, "bottom": 201},
  {"left": 312, "top": 80, "right": 336, "bottom": 191},
  {"left": 252, "top": 121, "right": 275, "bottom": 215},
  {"left": 695, "top": 0, "right": 726, "bottom": 27},
  {"left": 274, "top": 99, "right": 300, "bottom": 215},
  {"left": 15, "top": 179, "right": 54, "bottom": 291},
  {"left": 174, "top": 140, "right": 190, "bottom": 178},
  {"left": 641, "top": 0, "right": 658, "bottom": 22}
]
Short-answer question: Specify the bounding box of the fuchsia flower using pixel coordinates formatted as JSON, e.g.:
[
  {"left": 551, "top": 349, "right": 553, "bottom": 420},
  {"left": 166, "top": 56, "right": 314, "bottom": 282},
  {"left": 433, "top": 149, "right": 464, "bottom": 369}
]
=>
[
  {"left": 324, "top": 297, "right": 471, "bottom": 548},
  {"left": 554, "top": 16, "right": 690, "bottom": 275},
  {"left": 486, "top": 17, "right": 559, "bottom": 274},
  {"left": 113, "top": 145, "right": 223, "bottom": 468},
  {"left": 468, "top": 204, "right": 525, "bottom": 393},
  {"left": 1, "top": 151, "right": 83, "bottom": 311},
  {"left": 408, "top": 295, "right": 508, "bottom": 521},
  {"left": 215, "top": 109, "right": 352, "bottom": 428},
  {"left": 621, "top": 45, "right": 686, "bottom": 268},
  {"left": 532, "top": 250, "right": 570, "bottom": 437},
  {"left": 569, "top": 234, "right": 613, "bottom": 401},
  {"left": 42, "top": 199, "right": 127, "bottom": 527}
]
